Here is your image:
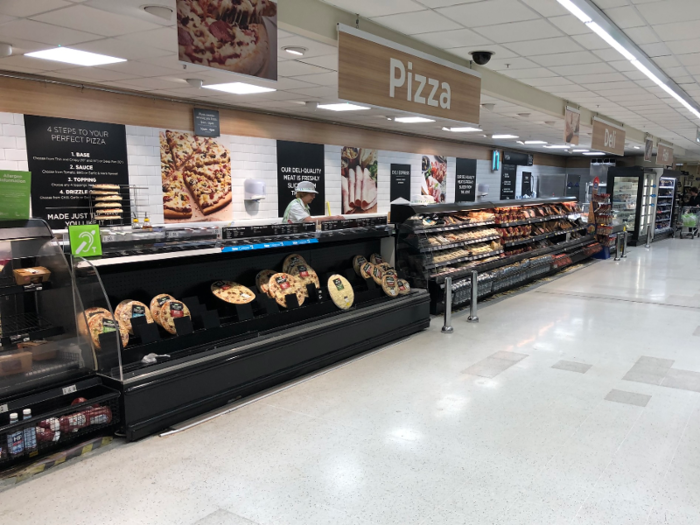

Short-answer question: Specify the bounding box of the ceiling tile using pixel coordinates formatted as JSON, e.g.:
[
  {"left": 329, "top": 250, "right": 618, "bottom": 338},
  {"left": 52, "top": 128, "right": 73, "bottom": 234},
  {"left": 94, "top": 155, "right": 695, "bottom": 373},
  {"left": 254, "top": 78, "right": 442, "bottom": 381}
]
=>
[
  {"left": 298, "top": 55, "right": 337, "bottom": 71},
  {"left": 448, "top": 44, "right": 518, "bottom": 61},
  {"left": 622, "top": 26, "right": 659, "bottom": 45},
  {"left": 569, "top": 72, "right": 627, "bottom": 84},
  {"left": 592, "top": 48, "right": 628, "bottom": 62},
  {"left": 523, "top": 76, "right": 576, "bottom": 87},
  {"left": 278, "top": 60, "right": 332, "bottom": 77},
  {"left": 485, "top": 57, "right": 540, "bottom": 70},
  {"left": 474, "top": 19, "right": 563, "bottom": 43},
  {"left": 0, "top": 19, "right": 100, "bottom": 45},
  {"left": 666, "top": 39, "right": 700, "bottom": 56},
  {"left": 32, "top": 5, "right": 160, "bottom": 37},
  {"left": 519, "top": 0, "right": 569, "bottom": 17},
  {"left": 437, "top": 1, "right": 540, "bottom": 27},
  {"left": 412, "top": 28, "right": 492, "bottom": 49},
  {"left": 276, "top": 36, "right": 337, "bottom": 59},
  {"left": 370, "top": 10, "right": 461, "bottom": 34},
  {"left": 289, "top": 72, "right": 337, "bottom": 86},
  {"left": 501, "top": 67, "right": 557, "bottom": 79},
  {"left": 546, "top": 15, "right": 590, "bottom": 36},
  {"left": 52, "top": 66, "right": 138, "bottom": 82},
  {"left": 321, "top": 0, "right": 425, "bottom": 18},
  {"left": 571, "top": 33, "right": 610, "bottom": 51},
  {"left": 678, "top": 53, "right": 700, "bottom": 66},
  {"left": 549, "top": 63, "right": 616, "bottom": 76},
  {"left": 504, "top": 37, "right": 583, "bottom": 56},
  {"left": 285, "top": 86, "right": 338, "bottom": 99},
  {"left": 531, "top": 51, "right": 600, "bottom": 67},
  {"left": 602, "top": 6, "right": 647, "bottom": 28},
  {"left": 639, "top": 42, "right": 672, "bottom": 57},
  {"left": 636, "top": 1, "right": 700, "bottom": 25},
  {"left": 73, "top": 38, "right": 171, "bottom": 60},
  {"left": 115, "top": 27, "right": 176, "bottom": 53},
  {"left": 609, "top": 60, "right": 639, "bottom": 72},
  {"left": 0, "top": 0, "right": 70, "bottom": 17},
  {"left": 97, "top": 61, "right": 180, "bottom": 78}
]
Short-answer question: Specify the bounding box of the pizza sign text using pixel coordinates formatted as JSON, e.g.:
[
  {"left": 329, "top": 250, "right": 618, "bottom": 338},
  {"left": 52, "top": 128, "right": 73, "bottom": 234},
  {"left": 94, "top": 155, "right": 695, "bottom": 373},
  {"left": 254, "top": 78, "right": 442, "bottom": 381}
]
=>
[{"left": 389, "top": 58, "right": 451, "bottom": 110}]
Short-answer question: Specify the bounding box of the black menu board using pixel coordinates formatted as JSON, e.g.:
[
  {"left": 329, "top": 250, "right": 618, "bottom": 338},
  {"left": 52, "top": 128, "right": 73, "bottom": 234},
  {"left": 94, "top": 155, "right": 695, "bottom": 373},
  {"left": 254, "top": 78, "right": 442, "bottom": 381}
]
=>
[
  {"left": 503, "top": 150, "right": 533, "bottom": 166},
  {"left": 500, "top": 164, "right": 517, "bottom": 200},
  {"left": 390, "top": 163, "right": 411, "bottom": 202},
  {"left": 454, "top": 158, "right": 477, "bottom": 202},
  {"left": 24, "top": 115, "right": 129, "bottom": 230},
  {"left": 193, "top": 108, "right": 220, "bottom": 137},
  {"left": 277, "top": 141, "right": 326, "bottom": 218},
  {"left": 521, "top": 172, "right": 533, "bottom": 197}
]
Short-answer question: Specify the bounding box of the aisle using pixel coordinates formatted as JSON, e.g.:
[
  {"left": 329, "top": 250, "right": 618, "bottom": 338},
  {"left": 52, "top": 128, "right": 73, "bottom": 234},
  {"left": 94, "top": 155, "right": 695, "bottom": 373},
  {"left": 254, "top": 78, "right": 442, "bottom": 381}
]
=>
[{"left": 1, "top": 240, "right": 700, "bottom": 525}]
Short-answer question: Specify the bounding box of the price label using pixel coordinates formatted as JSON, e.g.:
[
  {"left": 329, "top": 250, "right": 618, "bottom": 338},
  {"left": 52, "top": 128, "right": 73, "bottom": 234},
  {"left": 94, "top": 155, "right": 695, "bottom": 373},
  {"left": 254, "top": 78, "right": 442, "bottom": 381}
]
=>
[
  {"left": 62, "top": 384, "right": 78, "bottom": 396},
  {"left": 0, "top": 404, "right": 7, "bottom": 414},
  {"left": 102, "top": 235, "right": 116, "bottom": 243},
  {"left": 167, "top": 231, "right": 184, "bottom": 239}
]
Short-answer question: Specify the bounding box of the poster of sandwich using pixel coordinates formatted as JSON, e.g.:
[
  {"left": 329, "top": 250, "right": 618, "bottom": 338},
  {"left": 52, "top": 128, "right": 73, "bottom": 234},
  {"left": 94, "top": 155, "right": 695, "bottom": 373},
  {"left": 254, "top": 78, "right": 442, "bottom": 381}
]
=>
[
  {"left": 422, "top": 155, "right": 447, "bottom": 203},
  {"left": 160, "top": 130, "right": 233, "bottom": 223},
  {"left": 341, "top": 147, "right": 378, "bottom": 214},
  {"left": 176, "top": 0, "right": 278, "bottom": 80}
]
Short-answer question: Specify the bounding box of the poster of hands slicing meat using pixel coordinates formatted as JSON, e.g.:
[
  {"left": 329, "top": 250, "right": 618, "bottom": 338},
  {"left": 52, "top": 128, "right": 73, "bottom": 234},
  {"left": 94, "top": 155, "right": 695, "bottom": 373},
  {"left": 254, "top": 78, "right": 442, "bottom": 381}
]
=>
[
  {"left": 422, "top": 155, "right": 447, "bottom": 203},
  {"left": 341, "top": 147, "right": 378, "bottom": 214}
]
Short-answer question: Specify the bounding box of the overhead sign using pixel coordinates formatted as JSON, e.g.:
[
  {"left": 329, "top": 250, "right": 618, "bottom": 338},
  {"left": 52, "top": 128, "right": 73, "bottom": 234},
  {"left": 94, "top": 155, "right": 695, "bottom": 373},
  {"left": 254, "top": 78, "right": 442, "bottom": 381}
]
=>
[
  {"left": 591, "top": 118, "right": 625, "bottom": 156},
  {"left": 656, "top": 143, "right": 674, "bottom": 166},
  {"left": 193, "top": 108, "right": 220, "bottom": 137},
  {"left": 644, "top": 138, "right": 653, "bottom": 162},
  {"left": 564, "top": 106, "right": 580, "bottom": 145},
  {"left": 338, "top": 25, "right": 481, "bottom": 125},
  {"left": 390, "top": 164, "right": 411, "bottom": 202},
  {"left": 0, "top": 170, "right": 31, "bottom": 221},
  {"left": 503, "top": 150, "right": 533, "bottom": 166},
  {"left": 454, "top": 158, "right": 477, "bottom": 202}
]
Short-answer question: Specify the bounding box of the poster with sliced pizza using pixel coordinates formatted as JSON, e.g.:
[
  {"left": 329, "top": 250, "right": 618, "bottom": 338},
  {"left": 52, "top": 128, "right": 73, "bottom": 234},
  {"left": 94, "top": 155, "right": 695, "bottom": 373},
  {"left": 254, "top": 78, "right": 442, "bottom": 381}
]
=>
[
  {"left": 160, "top": 130, "right": 233, "bottom": 223},
  {"left": 341, "top": 147, "right": 378, "bottom": 214},
  {"left": 422, "top": 155, "right": 447, "bottom": 203},
  {"left": 176, "top": 0, "right": 278, "bottom": 81}
]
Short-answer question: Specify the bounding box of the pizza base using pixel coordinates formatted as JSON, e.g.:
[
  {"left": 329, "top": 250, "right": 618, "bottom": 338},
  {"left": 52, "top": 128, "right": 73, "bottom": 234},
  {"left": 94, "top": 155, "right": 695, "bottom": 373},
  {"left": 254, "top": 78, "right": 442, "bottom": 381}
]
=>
[
  {"left": 201, "top": 191, "right": 233, "bottom": 215},
  {"left": 211, "top": 281, "right": 256, "bottom": 304},
  {"left": 164, "top": 208, "right": 193, "bottom": 219}
]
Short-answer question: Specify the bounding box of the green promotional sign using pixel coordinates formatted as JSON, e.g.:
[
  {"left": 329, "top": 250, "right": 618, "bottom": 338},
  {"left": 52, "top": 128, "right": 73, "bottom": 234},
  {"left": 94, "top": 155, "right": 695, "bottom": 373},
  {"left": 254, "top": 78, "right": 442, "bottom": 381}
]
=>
[
  {"left": 0, "top": 170, "right": 31, "bottom": 220},
  {"left": 69, "top": 224, "right": 103, "bottom": 257}
]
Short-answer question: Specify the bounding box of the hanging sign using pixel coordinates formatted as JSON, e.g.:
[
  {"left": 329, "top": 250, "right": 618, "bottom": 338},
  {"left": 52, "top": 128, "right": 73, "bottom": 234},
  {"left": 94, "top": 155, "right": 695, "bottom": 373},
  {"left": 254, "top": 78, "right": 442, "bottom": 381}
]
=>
[
  {"left": 656, "top": 143, "right": 674, "bottom": 166},
  {"left": 564, "top": 106, "right": 581, "bottom": 145},
  {"left": 644, "top": 138, "right": 653, "bottom": 162},
  {"left": 591, "top": 118, "right": 625, "bottom": 156},
  {"left": 454, "top": 158, "right": 477, "bottom": 202},
  {"left": 390, "top": 164, "right": 411, "bottom": 202},
  {"left": 337, "top": 25, "right": 481, "bottom": 125}
]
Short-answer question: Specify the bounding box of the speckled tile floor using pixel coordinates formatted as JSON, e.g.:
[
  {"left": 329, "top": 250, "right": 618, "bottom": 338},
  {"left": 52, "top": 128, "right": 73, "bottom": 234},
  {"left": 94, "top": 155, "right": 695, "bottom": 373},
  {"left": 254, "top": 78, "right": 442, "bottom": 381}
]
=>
[{"left": 1, "top": 239, "right": 700, "bottom": 525}]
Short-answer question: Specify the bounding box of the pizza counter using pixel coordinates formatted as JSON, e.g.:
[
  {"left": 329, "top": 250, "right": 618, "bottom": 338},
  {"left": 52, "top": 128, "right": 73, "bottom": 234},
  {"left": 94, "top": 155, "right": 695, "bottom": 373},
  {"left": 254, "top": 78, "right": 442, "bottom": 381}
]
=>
[{"left": 74, "top": 224, "right": 429, "bottom": 441}]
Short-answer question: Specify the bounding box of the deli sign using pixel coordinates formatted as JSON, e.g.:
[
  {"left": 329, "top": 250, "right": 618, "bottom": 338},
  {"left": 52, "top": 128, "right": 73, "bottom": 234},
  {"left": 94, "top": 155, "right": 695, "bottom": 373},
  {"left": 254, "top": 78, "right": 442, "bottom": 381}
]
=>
[
  {"left": 591, "top": 118, "right": 626, "bottom": 156},
  {"left": 656, "top": 143, "right": 674, "bottom": 166},
  {"left": 338, "top": 25, "right": 481, "bottom": 125}
]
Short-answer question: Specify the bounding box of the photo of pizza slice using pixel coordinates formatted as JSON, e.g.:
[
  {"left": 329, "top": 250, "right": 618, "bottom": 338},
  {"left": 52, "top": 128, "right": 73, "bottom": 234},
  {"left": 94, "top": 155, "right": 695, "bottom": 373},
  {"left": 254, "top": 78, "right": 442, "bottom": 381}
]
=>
[
  {"left": 176, "top": 0, "right": 277, "bottom": 80},
  {"left": 166, "top": 130, "right": 199, "bottom": 167}
]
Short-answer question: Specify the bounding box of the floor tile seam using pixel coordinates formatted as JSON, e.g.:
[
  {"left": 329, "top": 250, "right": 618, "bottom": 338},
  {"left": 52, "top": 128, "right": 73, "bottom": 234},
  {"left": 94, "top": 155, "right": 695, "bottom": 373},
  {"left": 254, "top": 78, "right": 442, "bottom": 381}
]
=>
[
  {"left": 567, "top": 407, "right": 646, "bottom": 525},
  {"left": 642, "top": 398, "right": 700, "bottom": 525},
  {"left": 534, "top": 290, "right": 700, "bottom": 311}
]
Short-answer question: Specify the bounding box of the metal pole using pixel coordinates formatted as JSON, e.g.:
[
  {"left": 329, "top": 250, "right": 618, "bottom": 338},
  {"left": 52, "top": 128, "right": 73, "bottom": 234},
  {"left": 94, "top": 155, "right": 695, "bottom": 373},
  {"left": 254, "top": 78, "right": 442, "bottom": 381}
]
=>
[
  {"left": 622, "top": 231, "right": 628, "bottom": 258},
  {"left": 442, "top": 276, "right": 453, "bottom": 333},
  {"left": 645, "top": 225, "right": 652, "bottom": 248},
  {"left": 614, "top": 233, "right": 621, "bottom": 261},
  {"left": 468, "top": 270, "right": 479, "bottom": 323}
]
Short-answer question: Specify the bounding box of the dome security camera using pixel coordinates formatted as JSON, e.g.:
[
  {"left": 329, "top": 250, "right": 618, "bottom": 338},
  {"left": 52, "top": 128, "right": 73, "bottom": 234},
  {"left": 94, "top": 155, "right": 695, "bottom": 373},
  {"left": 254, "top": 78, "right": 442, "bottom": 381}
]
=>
[{"left": 470, "top": 51, "right": 494, "bottom": 66}]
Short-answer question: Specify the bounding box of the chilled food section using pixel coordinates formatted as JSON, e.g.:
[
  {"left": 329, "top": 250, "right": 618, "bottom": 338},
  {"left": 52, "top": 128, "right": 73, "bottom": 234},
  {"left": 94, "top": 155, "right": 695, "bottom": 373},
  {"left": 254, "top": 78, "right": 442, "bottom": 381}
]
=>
[
  {"left": 393, "top": 198, "right": 600, "bottom": 313},
  {"left": 655, "top": 177, "right": 677, "bottom": 240},
  {"left": 74, "top": 223, "right": 429, "bottom": 441}
]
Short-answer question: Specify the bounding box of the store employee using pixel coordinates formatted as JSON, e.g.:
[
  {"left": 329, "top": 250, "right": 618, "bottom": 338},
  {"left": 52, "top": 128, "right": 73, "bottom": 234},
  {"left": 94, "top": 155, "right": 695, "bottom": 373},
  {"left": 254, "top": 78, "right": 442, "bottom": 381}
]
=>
[{"left": 283, "top": 181, "right": 343, "bottom": 224}]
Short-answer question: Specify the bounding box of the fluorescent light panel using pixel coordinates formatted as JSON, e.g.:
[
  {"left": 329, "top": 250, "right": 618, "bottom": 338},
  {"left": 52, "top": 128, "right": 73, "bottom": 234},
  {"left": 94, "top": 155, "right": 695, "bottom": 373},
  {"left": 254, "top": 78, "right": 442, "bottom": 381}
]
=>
[
  {"left": 317, "top": 103, "right": 369, "bottom": 111},
  {"left": 524, "top": 140, "right": 547, "bottom": 144},
  {"left": 394, "top": 117, "right": 435, "bottom": 123},
  {"left": 556, "top": 0, "right": 591, "bottom": 23},
  {"left": 543, "top": 145, "right": 570, "bottom": 149},
  {"left": 583, "top": 151, "right": 605, "bottom": 155},
  {"left": 572, "top": 149, "right": 589, "bottom": 152},
  {"left": 492, "top": 134, "right": 519, "bottom": 139},
  {"left": 443, "top": 126, "right": 482, "bottom": 132},
  {"left": 203, "top": 82, "right": 275, "bottom": 94},
  {"left": 26, "top": 47, "right": 126, "bottom": 66}
]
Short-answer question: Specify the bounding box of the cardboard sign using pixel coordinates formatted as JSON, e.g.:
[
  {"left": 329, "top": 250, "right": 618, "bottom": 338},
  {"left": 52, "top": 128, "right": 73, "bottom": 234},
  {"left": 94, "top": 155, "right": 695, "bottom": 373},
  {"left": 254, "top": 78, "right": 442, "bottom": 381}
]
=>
[
  {"left": 338, "top": 25, "right": 481, "bottom": 125},
  {"left": 591, "top": 118, "right": 625, "bottom": 156},
  {"left": 0, "top": 170, "right": 31, "bottom": 220},
  {"left": 69, "top": 224, "right": 102, "bottom": 257}
]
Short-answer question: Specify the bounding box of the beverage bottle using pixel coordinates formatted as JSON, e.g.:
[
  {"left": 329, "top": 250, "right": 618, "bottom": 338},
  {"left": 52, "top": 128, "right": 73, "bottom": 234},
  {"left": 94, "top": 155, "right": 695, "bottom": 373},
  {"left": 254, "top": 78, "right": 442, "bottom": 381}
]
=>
[
  {"left": 23, "top": 409, "right": 37, "bottom": 452},
  {"left": 7, "top": 413, "right": 24, "bottom": 457}
]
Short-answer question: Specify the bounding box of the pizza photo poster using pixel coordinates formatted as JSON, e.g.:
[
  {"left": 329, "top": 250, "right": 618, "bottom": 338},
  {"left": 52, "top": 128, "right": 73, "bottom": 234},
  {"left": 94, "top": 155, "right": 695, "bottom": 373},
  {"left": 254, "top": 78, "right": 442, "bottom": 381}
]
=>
[
  {"left": 341, "top": 147, "right": 378, "bottom": 214},
  {"left": 422, "top": 155, "right": 447, "bottom": 203},
  {"left": 176, "top": 0, "right": 278, "bottom": 81},
  {"left": 160, "top": 130, "right": 233, "bottom": 223}
]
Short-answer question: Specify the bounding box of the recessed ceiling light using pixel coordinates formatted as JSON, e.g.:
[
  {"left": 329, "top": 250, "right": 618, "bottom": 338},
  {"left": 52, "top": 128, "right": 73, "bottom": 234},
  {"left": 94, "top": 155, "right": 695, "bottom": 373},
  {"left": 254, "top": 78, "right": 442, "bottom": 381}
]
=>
[
  {"left": 283, "top": 46, "right": 308, "bottom": 57},
  {"left": 442, "top": 126, "right": 482, "bottom": 132},
  {"left": 481, "top": 103, "right": 496, "bottom": 111},
  {"left": 203, "top": 82, "right": 276, "bottom": 95},
  {"left": 634, "top": 146, "right": 641, "bottom": 149},
  {"left": 316, "top": 103, "right": 370, "bottom": 111},
  {"left": 572, "top": 149, "right": 589, "bottom": 153},
  {"left": 25, "top": 47, "right": 126, "bottom": 66},
  {"left": 143, "top": 5, "right": 173, "bottom": 21},
  {"left": 186, "top": 78, "right": 203, "bottom": 89},
  {"left": 583, "top": 151, "right": 605, "bottom": 155},
  {"left": 394, "top": 117, "right": 435, "bottom": 123},
  {"left": 492, "top": 134, "right": 519, "bottom": 139},
  {"left": 543, "top": 145, "right": 570, "bottom": 149},
  {"left": 524, "top": 140, "right": 547, "bottom": 145}
]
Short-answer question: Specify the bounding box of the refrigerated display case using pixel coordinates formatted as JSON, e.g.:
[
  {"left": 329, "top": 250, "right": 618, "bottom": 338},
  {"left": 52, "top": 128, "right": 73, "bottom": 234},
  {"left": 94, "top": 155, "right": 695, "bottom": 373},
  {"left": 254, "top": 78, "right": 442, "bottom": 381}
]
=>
[
  {"left": 72, "top": 223, "right": 430, "bottom": 441},
  {"left": 655, "top": 176, "right": 677, "bottom": 240},
  {"left": 607, "top": 167, "right": 657, "bottom": 246}
]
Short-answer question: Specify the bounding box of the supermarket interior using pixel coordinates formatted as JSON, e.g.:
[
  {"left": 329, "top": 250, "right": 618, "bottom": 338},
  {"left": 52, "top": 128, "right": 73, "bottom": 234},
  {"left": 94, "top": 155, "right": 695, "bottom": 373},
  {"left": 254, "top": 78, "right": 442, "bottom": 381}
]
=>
[{"left": 0, "top": 0, "right": 700, "bottom": 523}]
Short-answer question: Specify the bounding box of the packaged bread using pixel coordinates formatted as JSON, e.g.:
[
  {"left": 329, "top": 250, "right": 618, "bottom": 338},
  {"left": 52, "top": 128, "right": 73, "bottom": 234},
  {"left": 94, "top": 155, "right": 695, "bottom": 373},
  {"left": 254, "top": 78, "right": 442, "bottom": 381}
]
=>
[{"left": 327, "top": 274, "right": 354, "bottom": 310}]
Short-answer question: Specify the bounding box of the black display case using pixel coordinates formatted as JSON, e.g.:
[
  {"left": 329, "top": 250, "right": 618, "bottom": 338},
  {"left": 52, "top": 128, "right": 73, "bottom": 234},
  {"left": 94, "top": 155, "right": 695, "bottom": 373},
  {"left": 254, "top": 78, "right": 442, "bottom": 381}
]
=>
[
  {"left": 75, "top": 225, "right": 430, "bottom": 441},
  {"left": 391, "top": 198, "right": 600, "bottom": 313}
]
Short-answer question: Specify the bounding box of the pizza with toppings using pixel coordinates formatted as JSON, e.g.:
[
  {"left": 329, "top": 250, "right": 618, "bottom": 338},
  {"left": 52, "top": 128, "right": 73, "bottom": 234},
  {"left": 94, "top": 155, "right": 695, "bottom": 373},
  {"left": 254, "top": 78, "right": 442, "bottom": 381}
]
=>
[{"left": 177, "top": 0, "right": 277, "bottom": 77}]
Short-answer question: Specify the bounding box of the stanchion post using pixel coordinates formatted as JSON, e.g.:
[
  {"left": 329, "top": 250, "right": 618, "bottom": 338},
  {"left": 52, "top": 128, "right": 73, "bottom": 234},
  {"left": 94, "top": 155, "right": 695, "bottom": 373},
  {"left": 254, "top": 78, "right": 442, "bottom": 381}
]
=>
[
  {"left": 614, "top": 233, "right": 621, "bottom": 261},
  {"left": 645, "top": 225, "right": 652, "bottom": 249},
  {"left": 468, "top": 270, "right": 479, "bottom": 323},
  {"left": 442, "top": 276, "right": 453, "bottom": 333},
  {"left": 622, "top": 231, "right": 628, "bottom": 258}
]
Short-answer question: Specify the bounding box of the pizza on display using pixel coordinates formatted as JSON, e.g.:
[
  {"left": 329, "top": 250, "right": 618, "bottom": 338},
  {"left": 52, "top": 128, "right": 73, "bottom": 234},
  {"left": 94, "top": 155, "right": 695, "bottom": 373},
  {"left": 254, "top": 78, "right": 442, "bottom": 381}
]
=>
[
  {"left": 267, "top": 273, "right": 307, "bottom": 308},
  {"left": 161, "top": 130, "right": 232, "bottom": 219},
  {"left": 160, "top": 300, "right": 192, "bottom": 335},
  {"left": 177, "top": 0, "right": 277, "bottom": 76},
  {"left": 211, "top": 281, "right": 256, "bottom": 304}
]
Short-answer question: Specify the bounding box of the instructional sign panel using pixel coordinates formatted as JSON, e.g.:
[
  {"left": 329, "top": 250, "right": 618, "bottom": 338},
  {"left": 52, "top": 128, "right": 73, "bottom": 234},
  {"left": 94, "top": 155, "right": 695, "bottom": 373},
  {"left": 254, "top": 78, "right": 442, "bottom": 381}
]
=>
[
  {"left": 390, "top": 164, "right": 411, "bottom": 202},
  {"left": 24, "top": 115, "right": 129, "bottom": 230},
  {"left": 276, "top": 141, "right": 325, "bottom": 218},
  {"left": 193, "top": 108, "right": 220, "bottom": 137},
  {"left": 454, "top": 158, "right": 476, "bottom": 202},
  {"left": 0, "top": 170, "right": 31, "bottom": 220},
  {"left": 500, "top": 164, "right": 516, "bottom": 200}
]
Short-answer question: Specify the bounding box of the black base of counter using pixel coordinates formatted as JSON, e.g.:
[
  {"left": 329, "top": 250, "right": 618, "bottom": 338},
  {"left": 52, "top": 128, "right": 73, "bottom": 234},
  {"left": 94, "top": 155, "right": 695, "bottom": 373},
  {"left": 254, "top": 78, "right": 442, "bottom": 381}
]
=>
[{"left": 103, "top": 290, "right": 430, "bottom": 441}]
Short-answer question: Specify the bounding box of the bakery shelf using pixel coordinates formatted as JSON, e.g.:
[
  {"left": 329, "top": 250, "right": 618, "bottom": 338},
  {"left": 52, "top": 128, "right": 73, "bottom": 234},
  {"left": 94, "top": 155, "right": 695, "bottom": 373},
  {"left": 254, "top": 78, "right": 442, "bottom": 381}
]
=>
[
  {"left": 412, "top": 220, "right": 495, "bottom": 234},
  {"left": 418, "top": 235, "right": 500, "bottom": 253},
  {"left": 0, "top": 313, "right": 64, "bottom": 346},
  {"left": 503, "top": 226, "right": 586, "bottom": 248},
  {"left": 0, "top": 280, "right": 52, "bottom": 298},
  {"left": 495, "top": 214, "right": 567, "bottom": 227},
  {"left": 425, "top": 248, "right": 504, "bottom": 270}
]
